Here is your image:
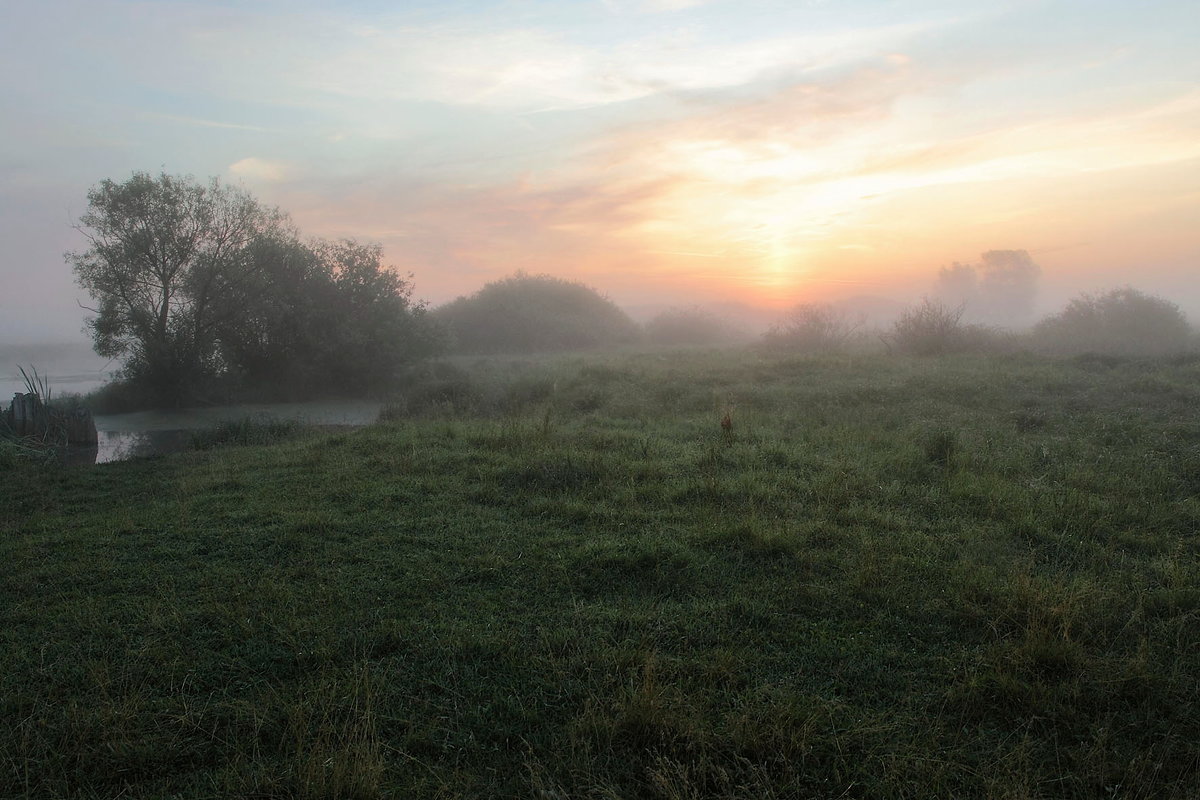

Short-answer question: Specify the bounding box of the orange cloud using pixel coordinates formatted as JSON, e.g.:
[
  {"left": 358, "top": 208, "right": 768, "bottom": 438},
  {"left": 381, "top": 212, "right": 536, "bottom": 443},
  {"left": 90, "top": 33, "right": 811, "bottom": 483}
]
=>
[{"left": 270, "top": 62, "right": 1199, "bottom": 313}]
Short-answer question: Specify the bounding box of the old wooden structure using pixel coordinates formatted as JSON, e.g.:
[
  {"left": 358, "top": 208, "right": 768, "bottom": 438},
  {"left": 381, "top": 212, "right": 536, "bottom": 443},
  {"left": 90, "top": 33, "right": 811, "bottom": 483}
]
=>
[{"left": 4, "top": 392, "right": 97, "bottom": 446}]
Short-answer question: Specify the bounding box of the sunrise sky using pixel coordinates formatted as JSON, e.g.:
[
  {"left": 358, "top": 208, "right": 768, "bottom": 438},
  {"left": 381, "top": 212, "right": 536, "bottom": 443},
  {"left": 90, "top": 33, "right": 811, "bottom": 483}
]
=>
[{"left": 2, "top": 0, "right": 1198, "bottom": 340}]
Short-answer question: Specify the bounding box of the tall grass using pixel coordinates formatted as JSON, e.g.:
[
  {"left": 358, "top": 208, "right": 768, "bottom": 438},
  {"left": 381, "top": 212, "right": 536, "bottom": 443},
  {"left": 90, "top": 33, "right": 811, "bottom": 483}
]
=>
[
  {"left": 2, "top": 365, "right": 64, "bottom": 465},
  {"left": 189, "top": 417, "right": 304, "bottom": 450},
  {"left": 18, "top": 364, "right": 53, "bottom": 403}
]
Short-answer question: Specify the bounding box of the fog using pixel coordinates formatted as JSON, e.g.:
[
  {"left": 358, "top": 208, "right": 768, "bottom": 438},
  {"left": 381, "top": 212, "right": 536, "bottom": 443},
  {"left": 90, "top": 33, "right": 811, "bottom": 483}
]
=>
[
  {"left": 0, "top": 342, "right": 112, "bottom": 401},
  {"left": 3, "top": 0, "right": 1199, "bottom": 407},
  {"left": 6, "top": 260, "right": 1199, "bottom": 402},
  {"left": 4, "top": 1, "right": 1199, "bottom": 360}
]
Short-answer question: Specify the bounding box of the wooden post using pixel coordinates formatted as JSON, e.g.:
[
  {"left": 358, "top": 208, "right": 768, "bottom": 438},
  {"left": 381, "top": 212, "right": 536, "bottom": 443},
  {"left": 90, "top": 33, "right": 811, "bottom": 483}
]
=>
[
  {"left": 5, "top": 393, "right": 97, "bottom": 446},
  {"left": 11, "top": 392, "right": 38, "bottom": 437}
]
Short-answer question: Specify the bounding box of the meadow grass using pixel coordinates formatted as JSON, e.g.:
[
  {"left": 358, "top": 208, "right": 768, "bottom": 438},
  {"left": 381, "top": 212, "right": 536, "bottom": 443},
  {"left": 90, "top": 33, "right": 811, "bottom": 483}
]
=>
[{"left": 2, "top": 349, "right": 1198, "bottom": 798}]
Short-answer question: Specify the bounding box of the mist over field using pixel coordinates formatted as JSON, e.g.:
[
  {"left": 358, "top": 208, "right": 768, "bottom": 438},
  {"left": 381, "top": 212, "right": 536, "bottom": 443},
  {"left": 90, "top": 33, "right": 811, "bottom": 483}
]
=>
[
  {"left": 3, "top": 0, "right": 1199, "bottom": 349},
  {"left": 3, "top": 2, "right": 1200, "bottom": 798}
]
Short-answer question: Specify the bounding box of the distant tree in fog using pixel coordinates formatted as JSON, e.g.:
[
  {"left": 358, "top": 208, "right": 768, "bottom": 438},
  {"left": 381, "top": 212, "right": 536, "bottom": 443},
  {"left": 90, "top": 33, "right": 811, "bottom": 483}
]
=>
[
  {"left": 69, "top": 172, "right": 440, "bottom": 405},
  {"left": 935, "top": 262, "right": 978, "bottom": 309},
  {"left": 434, "top": 273, "right": 639, "bottom": 354},
  {"left": 1033, "top": 287, "right": 1192, "bottom": 357},
  {"left": 936, "top": 250, "right": 1040, "bottom": 327}
]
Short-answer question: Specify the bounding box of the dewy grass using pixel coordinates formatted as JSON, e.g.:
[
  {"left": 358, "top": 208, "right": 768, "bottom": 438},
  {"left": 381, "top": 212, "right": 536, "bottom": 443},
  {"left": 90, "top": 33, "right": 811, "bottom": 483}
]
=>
[
  {"left": 189, "top": 416, "right": 305, "bottom": 450},
  {"left": 2, "top": 349, "right": 1199, "bottom": 798}
]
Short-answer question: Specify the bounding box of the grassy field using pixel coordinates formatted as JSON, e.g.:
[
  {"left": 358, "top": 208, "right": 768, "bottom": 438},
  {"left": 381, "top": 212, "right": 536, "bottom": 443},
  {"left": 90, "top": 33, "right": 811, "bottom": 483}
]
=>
[{"left": 3, "top": 349, "right": 1199, "bottom": 798}]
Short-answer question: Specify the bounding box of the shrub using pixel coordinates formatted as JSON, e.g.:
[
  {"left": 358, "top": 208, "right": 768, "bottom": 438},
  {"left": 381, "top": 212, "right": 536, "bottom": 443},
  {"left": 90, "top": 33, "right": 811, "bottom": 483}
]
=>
[
  {"left": 1033, "top": 287, "right": 1193, "bottom": 357},
  {"left": 890, "top": 299, "right": 967, "bottom": 355},
  {"left": 434, "top": 273, "right": 640, "bottom": 355},
  {"left": 762, "top": 303, "right": 862, "bottom": 353}
]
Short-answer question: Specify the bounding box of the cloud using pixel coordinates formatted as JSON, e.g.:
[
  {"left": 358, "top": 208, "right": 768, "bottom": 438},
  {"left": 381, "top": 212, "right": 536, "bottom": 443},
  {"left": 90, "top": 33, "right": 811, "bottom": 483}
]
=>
[
  {"left": 138, "top": 112, "right": 268, "bottom": 132},
  {"left": 603, "top": 0, "right": 718, "bottom": 13},
  {"left": 124, "top": 6, "right": 944, "bottom": 116},
  {"left": 228, "top": 157, "right": 290, "bottom": 183}
]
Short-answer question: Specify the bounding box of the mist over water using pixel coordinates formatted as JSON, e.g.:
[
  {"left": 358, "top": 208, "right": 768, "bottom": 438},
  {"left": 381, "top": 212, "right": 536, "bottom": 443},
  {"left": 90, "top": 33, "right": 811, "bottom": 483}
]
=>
[{"left": 0, "top": 343, "right": 113, "bottom": 401}]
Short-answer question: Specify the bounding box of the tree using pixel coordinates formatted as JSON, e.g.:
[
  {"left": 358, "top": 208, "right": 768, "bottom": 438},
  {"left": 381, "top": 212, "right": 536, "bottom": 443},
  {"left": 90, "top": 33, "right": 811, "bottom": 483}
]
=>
[
  {"left": 434, "top": 273, "right": 639, "bottom": 354},
  {"left": 977, "top": 249, "right": 1040, "bottom": 326},
  {"left": 934, "top": 250, "right": 1040, "bottom": 327},
  {"left": 70, "top": 172, "right": 442, "bottom": 405},
  {"left": 935, "top": 262, "right": 978, "bottom": 309},
  {"left": 1033, "top": 287, "right": 1192, "bottom": 357},
  {"left": 307, "top": 239, "right": 444, "bottom": 394},
  {"left": 69, "top": 172, "right": 290, "bottom": 403}
]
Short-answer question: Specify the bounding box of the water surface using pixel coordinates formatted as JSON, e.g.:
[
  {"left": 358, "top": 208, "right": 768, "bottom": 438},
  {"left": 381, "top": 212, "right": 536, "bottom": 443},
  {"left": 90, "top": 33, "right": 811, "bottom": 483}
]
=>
[{"left": 89, "top": 400, "right": 383, "bottom": 464}]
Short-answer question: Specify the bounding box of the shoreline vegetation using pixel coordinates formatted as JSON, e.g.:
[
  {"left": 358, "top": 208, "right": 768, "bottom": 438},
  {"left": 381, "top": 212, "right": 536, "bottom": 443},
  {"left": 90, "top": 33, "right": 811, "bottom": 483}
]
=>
[{"left": 4, "top": 348, "right": 1199, "bottom": 797}]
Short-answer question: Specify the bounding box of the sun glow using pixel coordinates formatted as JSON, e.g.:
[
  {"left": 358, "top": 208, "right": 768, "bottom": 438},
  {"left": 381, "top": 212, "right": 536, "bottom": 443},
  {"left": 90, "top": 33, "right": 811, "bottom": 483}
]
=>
[{"left": 598, "top": 80, "right": 1200, "bottom": 304}]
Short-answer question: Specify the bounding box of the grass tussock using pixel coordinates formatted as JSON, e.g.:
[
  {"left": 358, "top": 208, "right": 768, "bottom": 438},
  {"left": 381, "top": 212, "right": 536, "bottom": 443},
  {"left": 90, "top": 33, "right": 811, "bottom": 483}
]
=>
[{"left": 3, "top": 348, "right": 1199, "bottom": 797}]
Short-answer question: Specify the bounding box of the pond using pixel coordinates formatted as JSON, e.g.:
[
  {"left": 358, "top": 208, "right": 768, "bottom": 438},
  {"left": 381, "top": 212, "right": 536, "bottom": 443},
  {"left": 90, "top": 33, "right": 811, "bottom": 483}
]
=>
[{"left": 79, "top": 401, "right": 384, "bottom": 464}]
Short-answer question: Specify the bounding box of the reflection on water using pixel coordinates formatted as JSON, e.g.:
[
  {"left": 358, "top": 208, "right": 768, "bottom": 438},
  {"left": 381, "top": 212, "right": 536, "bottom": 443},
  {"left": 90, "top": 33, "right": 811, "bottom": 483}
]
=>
[
  {"left": 80, "top": 400, "right": 384, "bottom": 465},
  {"left": 93, "top": 429, "right": 194, "bottom": 464}
]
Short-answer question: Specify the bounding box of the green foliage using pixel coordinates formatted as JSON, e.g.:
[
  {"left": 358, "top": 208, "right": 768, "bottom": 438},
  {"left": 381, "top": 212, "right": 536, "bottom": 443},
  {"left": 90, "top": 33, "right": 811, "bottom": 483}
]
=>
[
  {"left": 69, "top": 173, "right": 442, "bottom": 408},
  {"left": 761, "top": 303, "right": 862, "bottom": 353},
  {"left": 4, "top": 351, "right": 1199, "bottom": 797},
  {"left": 68, "top": 172, "right": 292, "bottom": 403},
  {"left": 215, "top": 238, "right": 445, "bottom": 400},
  {"left": 1034, "top": 286, "right": 1194, "bottom": 357},
  {"left": 434, "top": 272, "right": 639, "bottom": 354},
  {"left": 922, "top": 426, "right": 958, "bottom": 468}
]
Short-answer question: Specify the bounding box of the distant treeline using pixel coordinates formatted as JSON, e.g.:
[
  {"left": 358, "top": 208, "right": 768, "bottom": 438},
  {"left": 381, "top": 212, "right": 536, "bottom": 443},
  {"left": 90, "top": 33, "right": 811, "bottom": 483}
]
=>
[
  {"left": 435, "top": 274, "right": 1196, "bottom": 360},
  {"left": 67, "top": 173, "right": 1196, "bottom": 413},
  {"left": 760, "top": 288, "right": 1196, "bottom": 358}
]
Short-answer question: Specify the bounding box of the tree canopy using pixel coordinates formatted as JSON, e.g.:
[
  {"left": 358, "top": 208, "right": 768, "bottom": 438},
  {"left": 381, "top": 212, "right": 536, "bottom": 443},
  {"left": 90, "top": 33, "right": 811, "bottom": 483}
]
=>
[
  {"left": 434, "top": 273, "right": 639, "bottom": 354},
  {"left": 1033, "top": 287, "right": 1193, "bottom": 356},
  {"left": 936, "top": 249, "right": 1040, "bottom": 327},
  {"left": 69, "top": 172, "right": 441, "bottom": 405}
]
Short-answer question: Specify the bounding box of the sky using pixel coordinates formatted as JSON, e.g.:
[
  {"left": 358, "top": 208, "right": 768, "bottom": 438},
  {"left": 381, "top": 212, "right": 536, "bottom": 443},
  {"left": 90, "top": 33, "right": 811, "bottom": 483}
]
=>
[{"left": 2, "top": 0, "right": 1198, "bottom": 342}]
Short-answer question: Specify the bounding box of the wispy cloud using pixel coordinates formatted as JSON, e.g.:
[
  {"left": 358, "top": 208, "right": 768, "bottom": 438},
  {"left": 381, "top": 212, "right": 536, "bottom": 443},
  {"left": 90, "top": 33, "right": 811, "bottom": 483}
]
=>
[
  {"left": 228, "top": 157, "right": 291, "bottom": 183},
  {"left": 137, "top": 112, "right": 269, "bottom": 132},
  {"left": 3, "top": 0, "right": 1199, "bottom": 337}
]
